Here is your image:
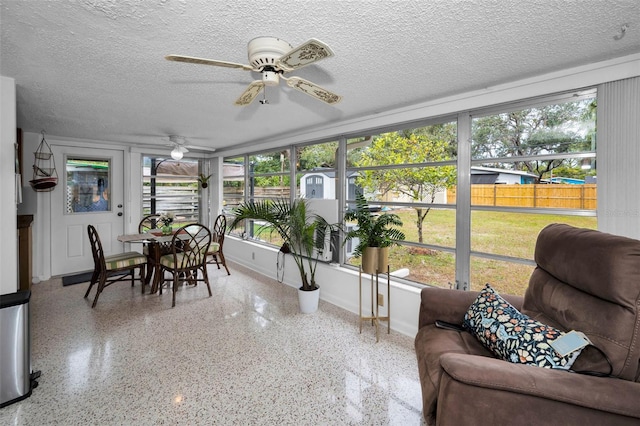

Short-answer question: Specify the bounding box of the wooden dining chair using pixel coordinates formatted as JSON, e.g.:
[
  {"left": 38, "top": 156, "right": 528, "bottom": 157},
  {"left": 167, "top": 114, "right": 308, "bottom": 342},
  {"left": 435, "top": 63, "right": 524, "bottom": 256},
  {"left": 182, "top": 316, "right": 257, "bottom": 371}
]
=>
[
  {"left": 138, "top": 213, "right": 161, "bottom": 233},
  {"left": 206, "top": 214, "right": 231, "bottom": 275},
  {"left": 85, "top": 225, "right": 147, "bottom": 308},
  {"left": 138, "top": 213, "right": 163, "bottom": 285},
  {"left": 158, "top": 223, "right": 212, "bottom": 307}
]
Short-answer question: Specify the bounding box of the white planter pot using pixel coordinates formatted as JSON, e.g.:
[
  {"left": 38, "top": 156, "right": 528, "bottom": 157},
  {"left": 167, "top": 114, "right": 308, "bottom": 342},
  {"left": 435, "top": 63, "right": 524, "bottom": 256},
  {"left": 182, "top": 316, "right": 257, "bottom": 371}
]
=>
[{"left": 297, "top": 286, "right": 320, "bottom": 314}]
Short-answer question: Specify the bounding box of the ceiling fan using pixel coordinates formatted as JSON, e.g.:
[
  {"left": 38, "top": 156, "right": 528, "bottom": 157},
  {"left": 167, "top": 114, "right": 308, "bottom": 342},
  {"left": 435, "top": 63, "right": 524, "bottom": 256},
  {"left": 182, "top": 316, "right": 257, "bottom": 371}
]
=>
[
  {"left": 166, "top": 37, "right": 342, "bottom": 106},
  {"left": 166, "top": 135, "right": 215, "bottom": 160}
]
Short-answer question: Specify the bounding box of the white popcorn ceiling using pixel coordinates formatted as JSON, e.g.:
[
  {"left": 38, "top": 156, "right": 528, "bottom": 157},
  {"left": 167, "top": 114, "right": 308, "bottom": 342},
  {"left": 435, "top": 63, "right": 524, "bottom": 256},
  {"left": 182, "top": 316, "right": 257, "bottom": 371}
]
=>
[{"left": 1, "top": 0, "right": 638, "bottom": 152}]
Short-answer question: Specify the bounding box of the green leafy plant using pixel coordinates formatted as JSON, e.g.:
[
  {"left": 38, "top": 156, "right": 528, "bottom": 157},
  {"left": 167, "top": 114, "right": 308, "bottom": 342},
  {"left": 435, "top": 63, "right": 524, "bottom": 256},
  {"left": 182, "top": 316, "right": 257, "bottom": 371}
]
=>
[
  {"left": 229, "top": 198, "right": 338, "bottom": 291},
  {"left": 198, "top": 173, "right": 211, "bottom": 188},
  {"left": 343, "top": 191, "right": 405, "bottom": 258},
  {"left": 158, "top": 211, "right": 175, "bottom": 227}
]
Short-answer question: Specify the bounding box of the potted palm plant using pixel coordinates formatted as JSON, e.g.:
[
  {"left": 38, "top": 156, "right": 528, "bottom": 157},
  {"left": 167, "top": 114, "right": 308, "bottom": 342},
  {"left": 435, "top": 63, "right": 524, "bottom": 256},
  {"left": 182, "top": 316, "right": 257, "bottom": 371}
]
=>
[
  {"left": 344, "top": 191, "right": 405, "bottom": 274},
  {"left": 229, "top": 198, "right": 338, "bottom": 313}
]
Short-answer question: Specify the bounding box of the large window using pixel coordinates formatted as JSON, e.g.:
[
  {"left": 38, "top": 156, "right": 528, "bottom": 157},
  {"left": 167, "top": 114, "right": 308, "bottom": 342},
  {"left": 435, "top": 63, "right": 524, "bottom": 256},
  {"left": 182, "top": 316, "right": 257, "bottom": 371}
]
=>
[
  {"left": 223, "top": 155, "right": 245, "bottom": 217},
  {"left": 225, "top": 89, "right": 598, "bottom": 296},
  {"left": 346, "top": 122, "right": 458, "bottom": 287},
  {"left": 468, "top": 91, "right": 597, "bottom": 295},
  {"left": 297, "top": 140, "right": 338, "bottom": 199},
  {"left": 142, "top": 156, "right": 200, "bottom": 226},
  {"left": 228, "top": 142, "right": 342, "bottom": 246}
]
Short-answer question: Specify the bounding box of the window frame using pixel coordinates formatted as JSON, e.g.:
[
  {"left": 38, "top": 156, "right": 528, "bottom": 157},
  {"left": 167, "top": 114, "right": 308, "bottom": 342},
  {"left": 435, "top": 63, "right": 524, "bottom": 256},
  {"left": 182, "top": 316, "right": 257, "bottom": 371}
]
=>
[
  {"left": 226, "top": 88, "right": 598, "bottom": 295},
  {"left": 141, "top": 156, "right": 202, "bottom": 226}
]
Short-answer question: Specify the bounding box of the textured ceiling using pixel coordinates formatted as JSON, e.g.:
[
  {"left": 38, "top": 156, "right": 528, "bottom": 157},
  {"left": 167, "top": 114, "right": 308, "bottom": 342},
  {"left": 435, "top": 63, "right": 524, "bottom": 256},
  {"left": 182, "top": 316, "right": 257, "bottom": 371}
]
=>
[{"left": 1, "top": 0, "right": 639, "bottom": 153}]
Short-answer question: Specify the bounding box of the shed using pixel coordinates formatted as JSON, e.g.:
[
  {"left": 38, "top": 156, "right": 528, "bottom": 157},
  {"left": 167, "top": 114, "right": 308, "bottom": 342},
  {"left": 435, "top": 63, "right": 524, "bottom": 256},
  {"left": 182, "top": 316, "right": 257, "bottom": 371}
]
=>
[{"left": 300, "top": 169, "right": 360, "bottom": 199}]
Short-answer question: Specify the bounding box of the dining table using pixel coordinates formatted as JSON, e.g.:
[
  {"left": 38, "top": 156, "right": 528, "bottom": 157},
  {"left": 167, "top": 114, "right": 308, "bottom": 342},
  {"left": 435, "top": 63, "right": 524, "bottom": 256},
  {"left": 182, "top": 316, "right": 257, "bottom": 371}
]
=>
[{"left": 117, "top": 230, "right": 219, "bottom": 294}]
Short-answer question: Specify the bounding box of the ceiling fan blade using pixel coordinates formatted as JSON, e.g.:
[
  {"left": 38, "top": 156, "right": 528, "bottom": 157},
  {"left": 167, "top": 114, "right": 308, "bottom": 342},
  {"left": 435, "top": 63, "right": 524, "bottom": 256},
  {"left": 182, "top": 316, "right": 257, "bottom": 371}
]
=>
[
  {"left": 185, "top": 144, "right": 216, "bottom": 152},
  {"left": 276, "top": 38, "right": 335, "bottom": 71},
  {"left": 165, "top": 55, "right": 254, "bottom": 71},
  {"left": 165, "top": 135, "right": 217, "bottom": 152},
  {"left": 285, "top": 77, "right": 342, "bottom": 105},
  {"left": 235, "top": 81, "right": 265, "bottom": 106}
]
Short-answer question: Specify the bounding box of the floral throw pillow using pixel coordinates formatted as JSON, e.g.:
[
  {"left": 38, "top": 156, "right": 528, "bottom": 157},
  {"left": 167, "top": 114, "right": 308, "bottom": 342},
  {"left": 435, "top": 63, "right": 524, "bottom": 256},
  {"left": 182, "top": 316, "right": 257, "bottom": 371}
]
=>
[{"left": 463, "top": 284, "right": 582, "bottom": 370}]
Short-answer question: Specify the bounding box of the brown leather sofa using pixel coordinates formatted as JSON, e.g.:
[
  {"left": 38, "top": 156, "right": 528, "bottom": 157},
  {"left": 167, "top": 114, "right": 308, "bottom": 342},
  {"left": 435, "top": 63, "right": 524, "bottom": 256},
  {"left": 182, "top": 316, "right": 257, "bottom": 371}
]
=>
[{"left": 415, "top": 224, "right": 640, "bottom": 425}]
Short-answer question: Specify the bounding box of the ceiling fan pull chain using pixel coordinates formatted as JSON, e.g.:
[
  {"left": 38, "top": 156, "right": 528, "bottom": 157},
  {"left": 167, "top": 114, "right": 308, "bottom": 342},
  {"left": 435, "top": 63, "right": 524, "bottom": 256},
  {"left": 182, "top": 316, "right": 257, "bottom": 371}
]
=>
[{"left": 260, "top": 86, "right": 269, "bottom": 105}]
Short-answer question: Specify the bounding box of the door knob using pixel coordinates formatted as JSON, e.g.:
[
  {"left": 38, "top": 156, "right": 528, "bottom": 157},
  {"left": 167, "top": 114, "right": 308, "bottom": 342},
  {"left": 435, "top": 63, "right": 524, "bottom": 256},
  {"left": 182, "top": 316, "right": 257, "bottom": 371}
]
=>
[{"left": 117, "top": 212, "right": 123, "bottom": 216}]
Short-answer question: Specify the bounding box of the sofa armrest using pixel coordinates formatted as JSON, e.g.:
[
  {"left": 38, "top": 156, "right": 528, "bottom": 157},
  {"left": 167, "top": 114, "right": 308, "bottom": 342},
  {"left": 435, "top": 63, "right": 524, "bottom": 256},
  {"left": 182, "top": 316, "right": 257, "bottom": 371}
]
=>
[
  {"left": 439, "top": 353, "right": 640, "bottom": 421},
  {"left": 418, "top": 287, "right": 524, "bottom": 330},
  {"left": 418, "top": 287, "right": 479, "bottom": 329}
]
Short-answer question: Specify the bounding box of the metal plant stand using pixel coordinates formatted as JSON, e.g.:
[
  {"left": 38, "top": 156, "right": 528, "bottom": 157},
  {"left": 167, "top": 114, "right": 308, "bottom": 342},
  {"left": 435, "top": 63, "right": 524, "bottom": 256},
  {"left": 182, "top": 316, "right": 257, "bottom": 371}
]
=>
[{"left": 359, "top": 265, "right": 390, "bottom": 342}]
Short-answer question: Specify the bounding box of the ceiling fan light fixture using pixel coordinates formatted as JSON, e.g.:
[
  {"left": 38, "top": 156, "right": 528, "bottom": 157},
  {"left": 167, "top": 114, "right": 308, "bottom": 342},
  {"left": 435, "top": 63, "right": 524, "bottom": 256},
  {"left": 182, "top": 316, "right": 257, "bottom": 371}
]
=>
[
  {"left": 170, "top": 146, "right": 184, "bottom": 160},
  {"left": 169, "top": 135, "right": 189, "bottom": 159},
  {"left": 262, "top": 70, "right": 280, "bottom": 86}
]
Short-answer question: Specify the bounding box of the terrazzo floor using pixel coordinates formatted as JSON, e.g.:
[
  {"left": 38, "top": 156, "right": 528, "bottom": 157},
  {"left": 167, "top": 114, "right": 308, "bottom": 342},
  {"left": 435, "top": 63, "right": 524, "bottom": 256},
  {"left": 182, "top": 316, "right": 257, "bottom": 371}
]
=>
[{"left": 1, "top": 261, "right": 426, "bottom": 425}]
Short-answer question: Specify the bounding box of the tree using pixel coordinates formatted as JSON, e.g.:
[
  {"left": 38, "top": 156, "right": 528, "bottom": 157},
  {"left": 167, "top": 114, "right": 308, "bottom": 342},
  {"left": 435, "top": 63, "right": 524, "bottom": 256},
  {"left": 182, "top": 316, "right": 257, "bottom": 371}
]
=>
[
  {"left": 355, "top": 132, "right": 457, "bottom": 243},
  {"left": 251, "top": 151, "right": 290, "bottom": 187},
  {"left": 249, "top": 144, "right": 340, "bottom": 188},
  {"left": 471, "top": 99, "right": 594, "bottom": 182},
  {"left": 297, "top": 142, "right": 338, "bottom": 170},
  {"left": 400, "top": 122, "right": 458, "bottom": 158}
]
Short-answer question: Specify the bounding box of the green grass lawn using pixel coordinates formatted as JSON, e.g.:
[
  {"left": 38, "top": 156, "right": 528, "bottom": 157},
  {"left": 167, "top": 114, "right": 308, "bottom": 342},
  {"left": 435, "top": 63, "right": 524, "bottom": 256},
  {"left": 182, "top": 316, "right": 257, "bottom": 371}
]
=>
[
  {"left": 348, "top": 208, "right": 596, "bottom": 296},
  {"left": 248, "top": 208, "right": 597, "bottom": 296}
]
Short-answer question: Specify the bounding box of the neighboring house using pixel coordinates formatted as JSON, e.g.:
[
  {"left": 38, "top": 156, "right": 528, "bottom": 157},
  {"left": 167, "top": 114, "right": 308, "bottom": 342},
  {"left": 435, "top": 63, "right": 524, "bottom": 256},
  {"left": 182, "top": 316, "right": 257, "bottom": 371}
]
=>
[
  {"left": 470, "top": 166, "right": 538, "bottom": 184},
  {"left": 223, "top": 162, "right": 244, "bottom": 181},
  {"left": 548, "top": 176, "right": 587, "bottom": 184}
]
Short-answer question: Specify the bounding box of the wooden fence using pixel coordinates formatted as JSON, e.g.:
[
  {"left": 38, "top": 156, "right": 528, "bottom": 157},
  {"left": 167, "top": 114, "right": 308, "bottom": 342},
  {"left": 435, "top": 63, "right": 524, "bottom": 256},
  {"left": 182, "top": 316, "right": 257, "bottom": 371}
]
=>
[
  {"left": 224, "top": 184, "right": 597, "bottom": 210},
  {"left": 224, "top": 187, "right": 291, "bottom": 198},
  {"left": 447, "top": 184, "right": 597, "bottom": 210},
  {"left": 142, "top": 185, "right": 199, "bottom": 220}
]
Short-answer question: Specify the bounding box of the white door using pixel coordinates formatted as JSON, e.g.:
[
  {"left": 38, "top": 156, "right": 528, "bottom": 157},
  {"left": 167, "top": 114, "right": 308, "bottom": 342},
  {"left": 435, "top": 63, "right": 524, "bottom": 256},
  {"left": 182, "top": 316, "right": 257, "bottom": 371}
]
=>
[{"left": 50, "top": 145, "right": 125, "bottom": 276}]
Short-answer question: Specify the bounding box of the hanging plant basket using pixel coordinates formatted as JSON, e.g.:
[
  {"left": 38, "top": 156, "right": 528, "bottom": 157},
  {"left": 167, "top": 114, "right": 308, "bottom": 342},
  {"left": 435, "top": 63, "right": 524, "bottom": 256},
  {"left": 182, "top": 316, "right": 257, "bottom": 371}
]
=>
[
  {"left": 30, "top": 177, "right": 58, "bottom": 191},
  {"left": 198, "top": 173, "right": 211, "bottom": 189},
  {"left": 30, "top": 131, "right": 58, "bottom": 192}
]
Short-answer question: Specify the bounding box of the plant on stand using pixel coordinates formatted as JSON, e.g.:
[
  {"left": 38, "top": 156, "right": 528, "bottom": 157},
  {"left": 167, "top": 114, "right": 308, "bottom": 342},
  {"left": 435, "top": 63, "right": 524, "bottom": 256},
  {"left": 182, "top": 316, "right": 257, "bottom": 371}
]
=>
[
  {"left": 158, "top": 211, "right": 175, "bottom": 235},
  {"left": 344, "top": 191, "right": 405, "bottom": 274},
  {"left": 229, "top": 198, "right": 338, "bottom": 313}
]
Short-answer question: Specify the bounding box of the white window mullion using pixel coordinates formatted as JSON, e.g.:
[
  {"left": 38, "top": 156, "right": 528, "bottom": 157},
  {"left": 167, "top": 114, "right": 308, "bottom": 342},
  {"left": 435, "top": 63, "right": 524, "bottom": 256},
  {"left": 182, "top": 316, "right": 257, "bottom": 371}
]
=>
[{"left": 455, "top": 113, "right": 472, "bottom": 290}]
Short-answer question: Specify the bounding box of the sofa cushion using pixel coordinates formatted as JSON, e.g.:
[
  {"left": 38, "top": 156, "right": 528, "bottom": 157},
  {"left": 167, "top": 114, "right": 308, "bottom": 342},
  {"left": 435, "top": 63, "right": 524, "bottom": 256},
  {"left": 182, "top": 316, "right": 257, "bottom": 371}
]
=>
[
  {"left": 463, "top": 284, "right": 582, "bottom": 370},
  {"left": 104, "top": 251, "right": 147, "bottom": 271},
  {"left": 439, "top": 353, "right": 640, "bottom": 423}
]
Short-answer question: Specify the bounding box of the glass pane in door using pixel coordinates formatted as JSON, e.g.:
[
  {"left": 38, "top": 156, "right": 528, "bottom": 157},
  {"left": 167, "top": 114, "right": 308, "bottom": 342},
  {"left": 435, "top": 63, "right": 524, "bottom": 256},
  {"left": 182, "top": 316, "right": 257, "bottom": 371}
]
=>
[{"left": 65, "top": 158, "right": 111, "bottom": 213}]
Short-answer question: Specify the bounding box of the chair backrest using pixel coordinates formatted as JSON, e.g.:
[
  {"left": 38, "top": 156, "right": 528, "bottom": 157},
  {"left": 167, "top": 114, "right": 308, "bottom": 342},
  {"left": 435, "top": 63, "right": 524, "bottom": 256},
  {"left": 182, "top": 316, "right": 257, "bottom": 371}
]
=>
[
  {"left": 139, "top": 214, "right": 161, "bottom": 233},
  {"left": 212, "top": 214, "right": 227, "bottom": 247},
  {"left": 523, "top": 223, "right": 640, "bottom": 381},
  {"left": 170, "top": 223, "right": 211, "bottom": 269},
  {"left": 87, "top": 224, "right": 106, "bottom": 272}
]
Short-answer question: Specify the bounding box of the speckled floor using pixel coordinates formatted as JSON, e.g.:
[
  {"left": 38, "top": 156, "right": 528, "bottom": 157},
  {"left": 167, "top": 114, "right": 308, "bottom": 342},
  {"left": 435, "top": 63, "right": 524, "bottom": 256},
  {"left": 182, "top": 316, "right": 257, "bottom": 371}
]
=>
[{"left": 1, "top": 262, "right": 425, "bottom": 425}]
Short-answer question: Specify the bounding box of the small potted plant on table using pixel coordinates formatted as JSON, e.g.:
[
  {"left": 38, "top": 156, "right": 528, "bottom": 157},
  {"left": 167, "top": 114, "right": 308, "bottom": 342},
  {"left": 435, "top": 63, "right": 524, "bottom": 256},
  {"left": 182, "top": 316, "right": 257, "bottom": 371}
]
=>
[{"left": 158, "top": 212, "right": 175, "bottom": 235}]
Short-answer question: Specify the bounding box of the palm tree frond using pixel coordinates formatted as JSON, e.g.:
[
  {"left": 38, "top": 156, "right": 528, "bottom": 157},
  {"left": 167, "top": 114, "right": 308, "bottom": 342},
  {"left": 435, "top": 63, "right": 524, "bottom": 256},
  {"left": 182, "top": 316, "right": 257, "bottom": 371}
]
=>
[{"left": 230, "top": 198, "right": 341, "bottom": 291}]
